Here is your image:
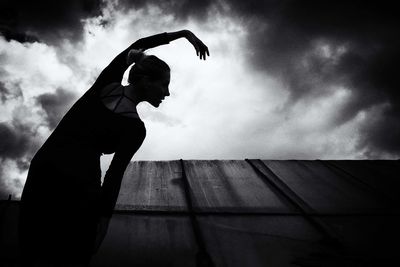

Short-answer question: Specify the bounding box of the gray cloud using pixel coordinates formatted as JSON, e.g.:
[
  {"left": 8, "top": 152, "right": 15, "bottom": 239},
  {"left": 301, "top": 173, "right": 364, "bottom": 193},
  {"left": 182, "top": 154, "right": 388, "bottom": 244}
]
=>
[
  {"left": 225, "top": 0, "right": 399, "bottom": 157},
  {"left": 36, "top": 88, "right": 77, "bottom": 130},
  {"left": 0, "top": 25, "right": 39, "bottom": 43},
  {"left": 358, "top": 107, "right": 400, "bottom": 156},
  {"left": 0, "top": 78, "right": 23, "bottom": 103},
  {"left": 210, "top": 0, "right": 396, "bottom": 157},
  {"left": 0, "top": 54, "right": 78, "bottom": 198},
  {"left": 116, "top": 0, "right": 215, "bottom": 21},
  {"left": 0, "top": 119, "right": 41, "bottom": 199},
  {"left": 0, "top": 123, "right": 32, "bottom": 160},
  {"left": 0, "top": 0, "right": 103, "bottom": 43}
]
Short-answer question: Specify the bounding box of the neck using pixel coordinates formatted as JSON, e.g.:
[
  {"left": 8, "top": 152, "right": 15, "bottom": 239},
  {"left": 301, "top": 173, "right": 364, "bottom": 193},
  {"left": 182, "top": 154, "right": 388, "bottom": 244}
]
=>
[{"left": 123, "top": 84, "right": 141, "bottom": 106}]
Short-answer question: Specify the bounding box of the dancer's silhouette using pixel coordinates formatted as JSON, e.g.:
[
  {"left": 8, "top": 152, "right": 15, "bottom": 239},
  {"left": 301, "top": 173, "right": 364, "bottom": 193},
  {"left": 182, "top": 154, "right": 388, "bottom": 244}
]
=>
[{"left": 18, "top": 30, "right": 209, "bottom": 266}]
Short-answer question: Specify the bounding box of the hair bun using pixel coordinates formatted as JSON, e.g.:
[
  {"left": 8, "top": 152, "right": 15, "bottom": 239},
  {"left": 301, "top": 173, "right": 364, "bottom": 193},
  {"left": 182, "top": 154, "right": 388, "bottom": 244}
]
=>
[{"left": 127, "top": 49, "right": 145, "bottom": 65}]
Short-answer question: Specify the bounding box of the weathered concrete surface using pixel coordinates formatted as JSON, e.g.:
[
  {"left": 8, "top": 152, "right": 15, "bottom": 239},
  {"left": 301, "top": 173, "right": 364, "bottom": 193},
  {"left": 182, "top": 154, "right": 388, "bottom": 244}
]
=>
[
  {"left": 183, "top": 160, "right": 295, "bottom": 213},
  {"left": 1, "top": 160, "right": 399, "bottom": 266},
  {"left": 261, "top": 160, "right": 398, "bottom": 214},
  {"left": 116, "top": 161, "right": 188, "bottom": 212}
]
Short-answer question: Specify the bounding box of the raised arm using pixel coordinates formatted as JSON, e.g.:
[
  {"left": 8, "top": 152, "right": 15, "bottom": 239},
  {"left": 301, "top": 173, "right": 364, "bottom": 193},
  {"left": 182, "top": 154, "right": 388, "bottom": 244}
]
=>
[
  {"left": 92, "top": 32, "right": 169, "bottom": 90},
  {"left": 92, "top": 30, "right": 210, "bottom": 90},
  {"left": 167, "top": 30, "right": 210, "bottom": 60}
]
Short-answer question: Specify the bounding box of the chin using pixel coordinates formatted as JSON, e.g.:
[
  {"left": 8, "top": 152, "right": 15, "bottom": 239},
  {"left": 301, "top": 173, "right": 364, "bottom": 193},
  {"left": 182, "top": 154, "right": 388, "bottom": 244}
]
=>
[{"left": 147, "top": 100, "right": 160, "bottom": 107}]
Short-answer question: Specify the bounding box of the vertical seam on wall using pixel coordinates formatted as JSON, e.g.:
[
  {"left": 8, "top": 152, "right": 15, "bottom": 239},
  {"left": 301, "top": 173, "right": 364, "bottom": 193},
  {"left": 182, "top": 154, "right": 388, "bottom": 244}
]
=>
[
  {"left": 245, "top": 159, "right": 343, "bottom": 246},
  {"left": 179, "top": 159, "right": 215, "bottom": 267}
]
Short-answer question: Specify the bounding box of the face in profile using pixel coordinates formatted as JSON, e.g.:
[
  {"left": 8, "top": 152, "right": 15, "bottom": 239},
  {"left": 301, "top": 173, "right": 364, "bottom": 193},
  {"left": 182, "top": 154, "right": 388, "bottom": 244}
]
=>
[{"left": 144, "top": 71, "right": 170, "bottom": 108}]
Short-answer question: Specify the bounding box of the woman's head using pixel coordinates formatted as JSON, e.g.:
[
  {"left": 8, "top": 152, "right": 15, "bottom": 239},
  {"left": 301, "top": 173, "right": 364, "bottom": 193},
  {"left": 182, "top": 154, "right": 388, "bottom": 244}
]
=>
[{"left": 127, "top": 49, "right": 170, "bottom": 107}]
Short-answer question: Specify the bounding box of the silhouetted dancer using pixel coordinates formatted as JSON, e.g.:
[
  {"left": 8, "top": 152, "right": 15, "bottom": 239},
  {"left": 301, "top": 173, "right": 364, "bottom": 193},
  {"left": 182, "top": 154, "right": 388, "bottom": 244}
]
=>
[{"left": 18, "top": 30, "right": 209, "bottom": 266}]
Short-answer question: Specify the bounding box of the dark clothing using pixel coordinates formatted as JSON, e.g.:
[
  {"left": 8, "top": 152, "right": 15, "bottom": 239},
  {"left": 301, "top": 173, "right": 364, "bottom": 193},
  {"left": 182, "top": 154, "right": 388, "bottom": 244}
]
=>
[{"left": 18, "top": 32, "right": 169, "bottom": 265}]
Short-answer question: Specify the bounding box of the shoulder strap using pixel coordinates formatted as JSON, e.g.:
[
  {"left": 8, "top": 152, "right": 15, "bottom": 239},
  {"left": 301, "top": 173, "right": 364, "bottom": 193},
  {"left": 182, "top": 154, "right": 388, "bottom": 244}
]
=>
[
  {"left": 100, "top": 83, "right": 120, "bottom": 99},
  {"left": 100, "top": 84, "right": 138, "bottom": 115}
]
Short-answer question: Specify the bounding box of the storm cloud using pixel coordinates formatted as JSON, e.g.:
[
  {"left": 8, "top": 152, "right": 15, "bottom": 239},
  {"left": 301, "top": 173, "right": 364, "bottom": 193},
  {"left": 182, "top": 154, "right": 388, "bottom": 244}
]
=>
[
  {"left": 0, "top": 112, "right": 42, "bottom": 199},
  {"left": 36, "top": 88, "right": 77, "bottom": 129},
  {"left": 0, "top": 0, "right": 103, "bottom": 43},
  {"left": 224, "top": 0, "right": 400, "bottom": 154},
  {"left": 111, "top": 0, "right": 400, "bottom": 155}
]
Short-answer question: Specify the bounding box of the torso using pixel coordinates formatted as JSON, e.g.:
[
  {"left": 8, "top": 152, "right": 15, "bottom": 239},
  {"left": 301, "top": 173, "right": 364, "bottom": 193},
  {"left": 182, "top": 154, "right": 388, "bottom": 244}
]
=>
[{"left": 35, "top": 84, "right": 145, "bottom": 156}]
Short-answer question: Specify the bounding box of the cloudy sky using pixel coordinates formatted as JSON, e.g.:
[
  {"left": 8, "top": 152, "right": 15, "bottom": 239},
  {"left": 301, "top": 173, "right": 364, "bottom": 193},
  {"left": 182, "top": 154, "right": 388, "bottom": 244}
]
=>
[{"left": 0, "top": 0, "right": 399, "bottom": 198}]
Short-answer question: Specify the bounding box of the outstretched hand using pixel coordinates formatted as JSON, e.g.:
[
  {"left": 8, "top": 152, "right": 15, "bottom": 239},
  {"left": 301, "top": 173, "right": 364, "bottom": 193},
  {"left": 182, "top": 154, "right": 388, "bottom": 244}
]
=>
[{"left": 185, "top": 30, "right": 210, "bottom": 60}]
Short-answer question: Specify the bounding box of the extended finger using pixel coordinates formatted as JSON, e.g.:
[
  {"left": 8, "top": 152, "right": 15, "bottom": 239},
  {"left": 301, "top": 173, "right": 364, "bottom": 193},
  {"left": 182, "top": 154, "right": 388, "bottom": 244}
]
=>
[
  {"left": 202, "top": 51, "right": 206, "bottom": 60},
  {"left": 200, "top": 45, "right": 207, "bottom": 59},
  {"left": 194, "top": 44, "right": 200, "bottom": 56}
]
